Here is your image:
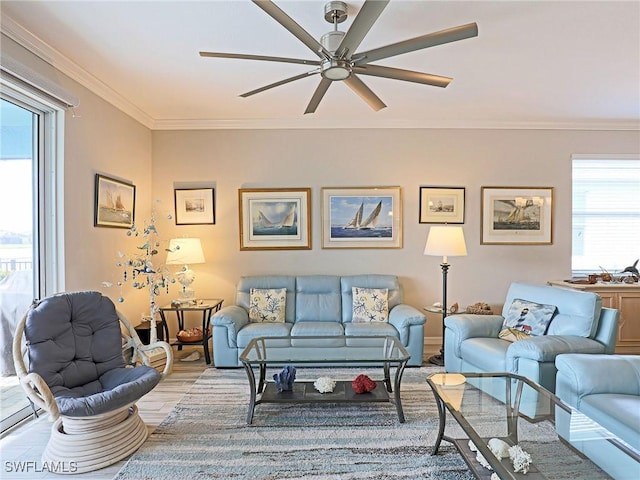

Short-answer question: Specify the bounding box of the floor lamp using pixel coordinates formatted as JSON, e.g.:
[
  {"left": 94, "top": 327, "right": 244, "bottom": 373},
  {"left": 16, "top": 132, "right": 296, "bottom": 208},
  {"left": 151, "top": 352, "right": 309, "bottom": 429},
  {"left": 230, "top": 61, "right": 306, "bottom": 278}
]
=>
[{"left": 424, "top": 226, "right": 467, "bottom": 367}]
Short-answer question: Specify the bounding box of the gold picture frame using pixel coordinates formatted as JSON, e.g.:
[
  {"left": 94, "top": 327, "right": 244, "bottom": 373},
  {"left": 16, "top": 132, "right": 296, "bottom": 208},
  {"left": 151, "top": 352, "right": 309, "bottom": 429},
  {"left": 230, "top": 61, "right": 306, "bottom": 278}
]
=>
[
  {"left": 238, "top": 188, "right": 311, "bottom": 250},
  {"left": 481, "top": 186, "right": 554, "bottom": 245},
  {"left": 321, "top": 186, "right": 402, "bottom": 249}
]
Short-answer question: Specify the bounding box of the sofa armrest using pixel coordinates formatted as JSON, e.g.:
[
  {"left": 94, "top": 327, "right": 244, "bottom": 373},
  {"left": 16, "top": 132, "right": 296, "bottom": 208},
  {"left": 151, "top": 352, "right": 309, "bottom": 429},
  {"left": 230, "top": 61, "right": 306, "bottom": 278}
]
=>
[
  {"left": 212, "top": 305, "right": 249, "bottom": 347},
  {"left": 507, "top": 335, "right": 606, "bottom": 364},
  {"left": 445, "top": 314, "right": 504, "bottom": 340},
  {"left": 388, "top": 304, "right": 425, "bottom": 346},
  {"left": 389, "top": 304, "right": 426, "bottom": 329},
  {"left": 556, "top": 354, "right": 640, "bottom": 399}
]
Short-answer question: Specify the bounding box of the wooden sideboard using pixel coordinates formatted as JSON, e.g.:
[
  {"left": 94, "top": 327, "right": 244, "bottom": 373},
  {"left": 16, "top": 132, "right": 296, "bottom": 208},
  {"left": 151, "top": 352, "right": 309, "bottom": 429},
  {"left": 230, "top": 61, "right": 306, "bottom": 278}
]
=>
[{"left": 548, "top": 280, "right": 640, "bottom": 354}]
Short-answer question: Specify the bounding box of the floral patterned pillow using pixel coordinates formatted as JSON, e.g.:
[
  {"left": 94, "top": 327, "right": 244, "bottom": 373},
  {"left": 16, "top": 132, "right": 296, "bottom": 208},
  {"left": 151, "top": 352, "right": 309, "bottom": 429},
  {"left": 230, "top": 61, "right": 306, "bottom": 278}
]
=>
[
  {"left": 352, "top": 287, "right": 389, "bottom": 323},
  {"left": 249, "top": 288, "right": 286, "bottom": 323}
]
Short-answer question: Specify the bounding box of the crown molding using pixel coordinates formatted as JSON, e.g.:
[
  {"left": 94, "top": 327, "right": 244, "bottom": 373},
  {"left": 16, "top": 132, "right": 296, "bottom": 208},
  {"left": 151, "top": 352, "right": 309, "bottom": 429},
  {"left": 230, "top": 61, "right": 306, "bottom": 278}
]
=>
[
  {"left": 152, "top": 117, "right": 640, "bottom": 131},
  {"left": 1, "top": 15, "right": 154, "bottom": 129}
]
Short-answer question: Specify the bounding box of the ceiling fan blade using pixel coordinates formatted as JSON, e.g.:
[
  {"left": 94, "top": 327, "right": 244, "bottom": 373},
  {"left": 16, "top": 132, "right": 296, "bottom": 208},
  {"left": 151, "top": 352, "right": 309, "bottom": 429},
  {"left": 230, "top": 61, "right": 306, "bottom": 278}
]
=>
[
  {"left": 344, "top": 75, "right": 386, "bottom": 111},
  {"left": 353, "top": 65, "right": 452, "bottom": 88},
  {"left": 304, "top": 78, "right": 332, "bottom": 114},
  {"left": 199, "top": 51, "right": 320, "bottom": 66},
  {"left": 240, "top": 70, "right": 320, "bottom": 97},
  {"left": 353, "top": 22, "right": 478, "bottom": 65},
  {"left": 336, "top": 0, "right": 390, "bottom": 59},
  {"left": 253, "top": 0, "right": 331, "bottom": 60}
]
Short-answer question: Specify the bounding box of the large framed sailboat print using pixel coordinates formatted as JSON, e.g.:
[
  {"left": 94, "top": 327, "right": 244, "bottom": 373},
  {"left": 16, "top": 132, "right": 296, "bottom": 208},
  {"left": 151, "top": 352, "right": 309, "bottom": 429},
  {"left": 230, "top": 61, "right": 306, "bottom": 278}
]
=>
[
  {"left": 238, "top": 188, "right": 311, "bottom": 250},
  {"left": 481, "top": 186, "right": 553, "bottom": 245},
  {"left": 321, "top": 187, "right": 402, "bottom": 249}
]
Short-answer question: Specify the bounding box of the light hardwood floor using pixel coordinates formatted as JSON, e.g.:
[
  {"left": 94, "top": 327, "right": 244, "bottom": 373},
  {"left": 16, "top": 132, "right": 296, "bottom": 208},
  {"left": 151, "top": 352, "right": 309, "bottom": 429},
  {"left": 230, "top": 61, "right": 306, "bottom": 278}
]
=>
[{"left": 0, "top": 348, "right": 208, "bottom": 480}]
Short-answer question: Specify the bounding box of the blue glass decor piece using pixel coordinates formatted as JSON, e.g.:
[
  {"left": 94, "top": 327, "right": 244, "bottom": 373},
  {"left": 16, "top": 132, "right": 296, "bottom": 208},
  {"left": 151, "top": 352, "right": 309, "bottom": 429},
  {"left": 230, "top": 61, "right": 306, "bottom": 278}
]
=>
[{"left": 273, "top": 365, "right": 296, "bottom": 393}]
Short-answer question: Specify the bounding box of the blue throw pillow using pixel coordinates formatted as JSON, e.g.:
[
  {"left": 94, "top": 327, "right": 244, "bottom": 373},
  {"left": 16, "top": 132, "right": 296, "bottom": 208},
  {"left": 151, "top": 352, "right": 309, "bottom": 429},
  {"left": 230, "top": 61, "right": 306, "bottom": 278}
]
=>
[{"left": 502, "top": 298, "right": 557, "bottom": 336}]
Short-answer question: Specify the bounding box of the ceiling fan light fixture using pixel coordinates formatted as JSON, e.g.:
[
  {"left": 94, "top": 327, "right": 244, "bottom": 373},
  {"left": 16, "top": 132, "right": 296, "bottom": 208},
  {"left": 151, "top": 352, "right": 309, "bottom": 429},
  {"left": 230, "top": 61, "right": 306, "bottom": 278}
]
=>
[{"left": 321, "top": 58, "right": 352, "bottom": 80}]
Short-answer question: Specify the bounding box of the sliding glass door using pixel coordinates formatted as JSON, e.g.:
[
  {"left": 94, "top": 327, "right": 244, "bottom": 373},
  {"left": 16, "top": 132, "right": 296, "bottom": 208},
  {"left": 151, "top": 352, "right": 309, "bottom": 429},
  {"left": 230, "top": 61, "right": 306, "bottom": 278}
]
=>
[{"left": 0, "top": 97, "right": 40, "bottom": 432}]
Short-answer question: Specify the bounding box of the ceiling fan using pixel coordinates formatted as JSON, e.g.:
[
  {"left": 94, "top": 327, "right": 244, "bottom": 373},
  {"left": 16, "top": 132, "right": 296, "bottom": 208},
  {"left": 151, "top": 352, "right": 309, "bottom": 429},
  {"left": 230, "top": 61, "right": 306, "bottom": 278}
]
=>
[{"left": 200, "top": 0, "right": 478, "bottom": 114}]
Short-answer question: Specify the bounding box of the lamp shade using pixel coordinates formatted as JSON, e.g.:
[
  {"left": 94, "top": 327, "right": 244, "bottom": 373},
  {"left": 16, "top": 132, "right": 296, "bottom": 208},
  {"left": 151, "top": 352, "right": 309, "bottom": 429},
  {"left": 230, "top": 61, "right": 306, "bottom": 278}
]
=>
[
  {"left": 424, "top": 226, "right": 468, "bottom": 258},
  {"left": 165, "top": 238, "right": 205, "bottom": 265}
]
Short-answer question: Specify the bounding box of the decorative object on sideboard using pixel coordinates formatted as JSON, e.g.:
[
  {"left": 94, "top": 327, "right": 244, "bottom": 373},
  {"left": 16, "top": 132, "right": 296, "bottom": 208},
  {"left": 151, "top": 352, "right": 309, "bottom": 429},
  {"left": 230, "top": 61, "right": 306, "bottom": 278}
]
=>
[
  {"left": 165, "top": 237, "right": 206, "bottom": 301},
  {"left": 622, "top": 259, "right": 639, "bottom": 282},
  {"left": 424, "top": 225, "right": 468, "bottom": 366}
]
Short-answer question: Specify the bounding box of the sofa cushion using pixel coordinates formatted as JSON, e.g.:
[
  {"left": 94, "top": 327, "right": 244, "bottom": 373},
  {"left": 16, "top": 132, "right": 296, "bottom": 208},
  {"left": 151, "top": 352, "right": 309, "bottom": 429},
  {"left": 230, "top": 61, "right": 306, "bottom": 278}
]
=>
[
  {"left": 460, "top": 338, "right": 509, "bottom": 372},
  {"left": 352, "top": 287, "right": 389, "bottom": 323},
  {"left": 501, "top": 298, "right": 557, "bottom": 336},
  {"left": 295, "top": 275, "right": 341, "bottom": 322},
  {"left": 344, "top": 321, "right": 398, "bottom": 338},
  {"left": 580, "top": 394, "right": 640, "bottom": 451},
  {"left": 236, "top": 322, "right": 292, "bottom": 348},
  {"left": 503, "top": 283, "right": 601, "bottom": 338},
  {"left": 249, "top": 288, "right": 286, "bottom": 323},
  {"left": 341, "top": 275, "right": 402, "bottom": 323},
  {"left": 291, "top": 321, "right": 344, "bottom": 337}
]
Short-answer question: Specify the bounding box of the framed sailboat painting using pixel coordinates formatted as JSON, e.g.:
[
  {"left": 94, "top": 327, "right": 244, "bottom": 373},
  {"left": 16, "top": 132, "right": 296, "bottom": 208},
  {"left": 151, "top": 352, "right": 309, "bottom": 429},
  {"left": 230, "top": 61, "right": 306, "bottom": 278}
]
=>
[
  {"left": 321, "top": 187, "right": 402, "bottom": 249},
  {"left": 94, "top": 174, "right": 136, "bottom": 228},
  {"left": 238, "top": 188, "right": 311, "bottom": 250},
  {"left": 481, "top": 186, "right": 554, "bottom": 245}
]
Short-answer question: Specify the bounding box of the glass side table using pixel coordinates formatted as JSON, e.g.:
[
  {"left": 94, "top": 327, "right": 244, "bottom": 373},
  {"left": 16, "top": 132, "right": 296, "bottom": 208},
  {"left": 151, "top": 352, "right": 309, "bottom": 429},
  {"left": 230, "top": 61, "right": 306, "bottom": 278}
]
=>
[{"left": 159, "top": 299, "right": 223, "bottom": 365}]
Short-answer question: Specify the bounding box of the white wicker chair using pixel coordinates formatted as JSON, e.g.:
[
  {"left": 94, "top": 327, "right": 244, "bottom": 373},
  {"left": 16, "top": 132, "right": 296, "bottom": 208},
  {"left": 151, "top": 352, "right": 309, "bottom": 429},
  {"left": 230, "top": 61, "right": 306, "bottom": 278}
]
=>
[{"left": 12, "top": 291, "right": 173, "bottom": 474}]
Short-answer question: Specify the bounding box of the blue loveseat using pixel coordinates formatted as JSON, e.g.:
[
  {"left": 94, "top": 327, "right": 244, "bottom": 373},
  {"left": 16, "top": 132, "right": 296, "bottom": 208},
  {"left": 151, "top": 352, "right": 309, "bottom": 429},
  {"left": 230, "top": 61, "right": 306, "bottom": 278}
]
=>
[
  {"left": 555, "top": 354, "right": 640, "bottom": 480},
  {"left": 444, "top": 282, "right": 619, "bottom": 418},
  {"left": 211, "top": 275, "right": 426, "bottom": 367}
]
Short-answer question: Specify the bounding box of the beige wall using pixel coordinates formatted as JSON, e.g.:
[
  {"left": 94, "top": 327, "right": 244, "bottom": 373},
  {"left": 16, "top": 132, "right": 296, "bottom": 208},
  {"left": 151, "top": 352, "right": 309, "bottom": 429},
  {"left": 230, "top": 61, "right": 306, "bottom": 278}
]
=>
[{"left": 151, "top": 128, "right": 639, "bottom": 346}]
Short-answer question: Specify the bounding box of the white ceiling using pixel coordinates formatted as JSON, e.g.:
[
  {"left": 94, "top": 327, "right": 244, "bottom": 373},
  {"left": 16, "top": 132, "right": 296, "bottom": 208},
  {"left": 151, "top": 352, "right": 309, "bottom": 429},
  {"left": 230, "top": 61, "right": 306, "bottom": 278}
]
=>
[{"left": 2, "top": 0, "right": 639, "bottom": 130}]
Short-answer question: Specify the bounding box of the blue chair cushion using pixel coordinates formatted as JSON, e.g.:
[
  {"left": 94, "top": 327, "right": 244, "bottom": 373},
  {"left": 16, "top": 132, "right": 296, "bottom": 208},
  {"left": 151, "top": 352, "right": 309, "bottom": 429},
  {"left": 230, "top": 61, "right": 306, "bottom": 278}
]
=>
[
  {"left": 53, "top": 365, "right": 161, "bottom": 417},
  {"left": 25, "top": 292, "right": 124, "bottom": 390}
]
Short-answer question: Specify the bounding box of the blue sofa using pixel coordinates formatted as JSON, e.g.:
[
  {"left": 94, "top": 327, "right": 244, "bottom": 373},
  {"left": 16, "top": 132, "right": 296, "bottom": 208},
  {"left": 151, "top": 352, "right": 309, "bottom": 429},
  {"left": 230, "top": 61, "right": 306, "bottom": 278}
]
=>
[
  {"left": 555, "top": 354, "right": 640, "bottom": 480},
  {"left": 444, "top": 282, "right": 619, "bottom": 418},
  {"left": 211, "top": 274, "right": 426, "bottom": 367}
]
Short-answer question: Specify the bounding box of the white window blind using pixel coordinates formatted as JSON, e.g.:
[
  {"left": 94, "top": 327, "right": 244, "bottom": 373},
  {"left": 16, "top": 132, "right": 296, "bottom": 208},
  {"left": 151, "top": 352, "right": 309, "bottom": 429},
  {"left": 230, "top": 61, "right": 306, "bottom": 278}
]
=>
[{"left": 572, "top": 155, "right": 640, "bottom": 275}]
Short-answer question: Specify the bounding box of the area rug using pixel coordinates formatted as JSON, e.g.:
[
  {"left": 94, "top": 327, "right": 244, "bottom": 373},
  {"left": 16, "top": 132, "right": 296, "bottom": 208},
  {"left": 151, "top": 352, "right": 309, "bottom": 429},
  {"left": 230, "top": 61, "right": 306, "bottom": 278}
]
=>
[{"left": 113, "top": 367, "right": 603, "bottom": 480}]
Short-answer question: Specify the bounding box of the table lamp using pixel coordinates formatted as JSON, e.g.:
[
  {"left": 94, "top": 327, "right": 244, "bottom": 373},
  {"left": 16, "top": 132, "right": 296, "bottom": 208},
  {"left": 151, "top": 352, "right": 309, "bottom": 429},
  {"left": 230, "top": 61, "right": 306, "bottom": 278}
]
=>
[
  {"left": 166, "top": 238, "right": 205, "bottom": 301},
  {"left": 424, "top": 226, "right": 467, "bottom": 366}
]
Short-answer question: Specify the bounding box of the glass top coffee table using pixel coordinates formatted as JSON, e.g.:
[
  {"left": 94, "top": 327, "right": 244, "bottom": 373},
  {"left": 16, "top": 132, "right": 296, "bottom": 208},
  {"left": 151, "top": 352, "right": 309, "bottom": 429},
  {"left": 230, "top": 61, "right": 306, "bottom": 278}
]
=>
[
  {"left": 239, "top": 335, "right": 410, "bottom": 425},
  {"left": 427, "top": 372, "right": 639, "bottom": 479}
]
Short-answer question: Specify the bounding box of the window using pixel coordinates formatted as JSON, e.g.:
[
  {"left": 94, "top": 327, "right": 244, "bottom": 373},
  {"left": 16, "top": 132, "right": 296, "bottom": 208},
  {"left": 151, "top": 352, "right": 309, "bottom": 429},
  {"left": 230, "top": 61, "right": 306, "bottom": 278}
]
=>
[{"left": 572, "top": 155, "right": 640, "bottom": 275}]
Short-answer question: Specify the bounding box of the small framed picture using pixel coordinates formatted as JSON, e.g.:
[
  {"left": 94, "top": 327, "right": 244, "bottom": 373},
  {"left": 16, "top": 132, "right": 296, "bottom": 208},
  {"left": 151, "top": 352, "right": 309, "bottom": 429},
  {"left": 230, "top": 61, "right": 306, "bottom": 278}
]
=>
[
  {"left": 321, "top": 186, "right": 402, "bottom": 249},
  {"left": 419, "top": 186, "right": 465, "bottom": 224},
  {"left": 174, "top": 188, "right": 215, "bottom": 225},
  {"left": 238, "top": 188, "right": 311, "bottom": 250},
  {"left": 481, "top": 186, "right": 554, "bottom": 245},
  {"left": 94, "top": 174, "right": 136, "bottom": 228}
]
